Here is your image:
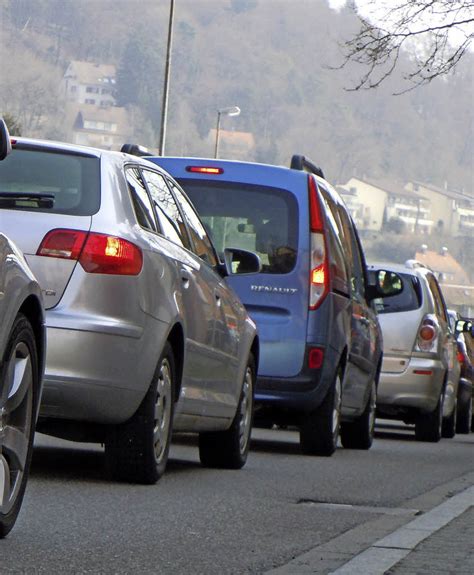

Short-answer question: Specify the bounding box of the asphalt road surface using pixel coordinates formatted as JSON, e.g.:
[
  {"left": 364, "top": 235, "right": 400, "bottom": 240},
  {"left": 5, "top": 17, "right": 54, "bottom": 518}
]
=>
[{"left": 1, "top": 422, "right": 473, "bottom": 574}]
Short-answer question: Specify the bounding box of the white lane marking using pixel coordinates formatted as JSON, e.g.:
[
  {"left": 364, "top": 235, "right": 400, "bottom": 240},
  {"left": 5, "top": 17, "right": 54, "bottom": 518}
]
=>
[{"left": 330, "top": 485, "right": 474, "bottom": 574}]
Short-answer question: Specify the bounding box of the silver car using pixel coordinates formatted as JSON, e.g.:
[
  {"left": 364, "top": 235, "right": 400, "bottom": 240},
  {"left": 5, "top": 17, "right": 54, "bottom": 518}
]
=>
[
  {"left": 370, "top": 261, "right": 459, "bottom": 442},
  {"left": 0, "top": 137, "right": 260, "bottom": 484},
  {"left": 0, "top": 119, "right": 46, "bottom": 537}
]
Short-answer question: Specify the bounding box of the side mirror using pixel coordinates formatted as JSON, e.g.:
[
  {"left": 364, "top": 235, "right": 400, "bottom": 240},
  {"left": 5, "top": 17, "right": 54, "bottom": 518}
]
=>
[
  {"left": 0, "top": 117, "right": 12, "bottom": 161},
  {"left": 366, "top": 269, "right": 403, "bottom": 301},
  {"left": 456, "top": 319, "right": 473, "bottom": 336},
  {"left": 223, "top": 247, "right": 262, "bottom": 276}
]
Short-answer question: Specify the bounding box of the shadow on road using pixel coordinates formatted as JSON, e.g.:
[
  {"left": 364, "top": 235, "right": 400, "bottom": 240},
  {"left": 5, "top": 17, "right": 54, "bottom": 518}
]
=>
[{"left": 29, "top": 442, "right": 203, "bottom": 483}]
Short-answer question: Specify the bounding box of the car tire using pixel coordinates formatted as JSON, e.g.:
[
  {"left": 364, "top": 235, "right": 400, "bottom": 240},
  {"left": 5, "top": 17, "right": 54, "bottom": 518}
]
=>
[
  {"left": 0, "top": 314, "right": 39, "bottom": 538},
  {"left": 199, "top": 352, "right": 255, "bottom": 470},
  {"left": 415, "top": 391, "right": 444, "bottom": 442},
  {"left": 441, "top": 398, "right": 457, "bottom": 439},
  {"left": 300, "top": 368, "right": 342, "bottom": 456},
  {"left": 105, "top": 342, "right": 175, "bottom": 484},
  {"left": 456, "top": 382, "right": 472, "bottom": 435},
  {"left": 340, "top": 379, "right": 376, "bottom": 450}
]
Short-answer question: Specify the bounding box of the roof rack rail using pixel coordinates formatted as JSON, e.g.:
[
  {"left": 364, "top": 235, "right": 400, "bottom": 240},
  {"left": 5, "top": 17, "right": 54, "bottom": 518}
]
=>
[
  {"left": 290, "top": 154, "right": 325, "bottom": 179},
  {"left": 121, "top": 143, "right": 153, "bottom": 157}
]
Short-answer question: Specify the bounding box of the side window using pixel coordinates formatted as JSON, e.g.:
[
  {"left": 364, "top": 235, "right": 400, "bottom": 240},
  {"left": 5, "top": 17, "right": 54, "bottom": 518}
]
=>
[
  {"left": 427, "top": 274, "right": 448, "bottom": 322},
  {"left": 141, "top": 169, "right": 191, "bottom": 249},
  {"left": 318, "top": 186, "right": 349, "bottom": 294},
  {"left": 125, "top": 167, "right": 157, "bottom": 232},
  {"left": 337, "top": 206, "right": 366, "bottom": 298},
  {"left": 169, "top": 180, "right": 218, "bottom": 266}
]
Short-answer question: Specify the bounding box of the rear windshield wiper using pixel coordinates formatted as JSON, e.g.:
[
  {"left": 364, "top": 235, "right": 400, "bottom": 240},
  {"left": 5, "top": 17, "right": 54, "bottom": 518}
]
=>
[{"left": 0, "top": 192, "right": 55, "bottom": 209}]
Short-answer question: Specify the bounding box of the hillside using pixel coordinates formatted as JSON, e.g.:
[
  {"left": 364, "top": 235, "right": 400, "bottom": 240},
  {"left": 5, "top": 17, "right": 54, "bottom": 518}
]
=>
[{"left": 0, "top": 0, "right": 472, "bottom": 193}]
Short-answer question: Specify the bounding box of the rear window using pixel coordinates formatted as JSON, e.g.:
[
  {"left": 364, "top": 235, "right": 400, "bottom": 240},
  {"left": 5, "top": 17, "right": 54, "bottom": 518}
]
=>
[
  {"left": 0, "top": 149, "right": 100, "bottom": 215},
  {"left": 178, "top": 179, "right": 298, "bottom": 274},
  {"left": 374, "top": 272, "right": 423, "bottom": 314}
]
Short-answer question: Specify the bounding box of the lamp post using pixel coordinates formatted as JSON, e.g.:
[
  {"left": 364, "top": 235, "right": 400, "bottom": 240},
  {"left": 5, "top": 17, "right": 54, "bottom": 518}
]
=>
[
  {"left": 158, "top": 0, "right": 175, "bottom": 156},
  {"left": 214, "top": 106, "right": 240, "bottom": 159}
]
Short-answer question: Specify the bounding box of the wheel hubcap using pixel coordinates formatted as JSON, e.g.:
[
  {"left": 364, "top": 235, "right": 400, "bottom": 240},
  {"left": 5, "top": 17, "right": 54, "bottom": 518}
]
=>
[
  {"left": 0, "top": 342, "right": 33, "bottom": 515},
  {"left": 238, "top": 366, "right": 253, "bottom": 454},
  {"left": 153, "top": 358, "right": 173, "bottom": 465}
]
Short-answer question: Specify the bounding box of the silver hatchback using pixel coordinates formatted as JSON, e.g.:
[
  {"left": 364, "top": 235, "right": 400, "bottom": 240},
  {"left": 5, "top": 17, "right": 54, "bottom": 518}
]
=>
[
  {"left": 0, "top": 137, "right": 260, "bottom": 484},
  {"left": 370, "top": 261, "right": 459, "bottom": 442}
]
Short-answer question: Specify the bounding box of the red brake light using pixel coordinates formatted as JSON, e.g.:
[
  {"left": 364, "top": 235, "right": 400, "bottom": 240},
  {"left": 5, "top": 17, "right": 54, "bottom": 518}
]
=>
[
  {"left": 308, "top": 175, "right": 324, "bottom": 232},
  {"left": 186, "top": 166, "right": 223, "bottom": 175},
  {"left": 37, "top": 229, "right": 87, "bottom": 259},
  {"left": 308, "top": 347, "right": 324, "bottom": 369},
  {"left": 419, "top": 325, "right": 436, "bottom": 341},
  {"left": 37, "top": 229, "right": 143, "bottom": 275},
  {"left": 457, "top": 350, "right": 466, "bottom": 364}
]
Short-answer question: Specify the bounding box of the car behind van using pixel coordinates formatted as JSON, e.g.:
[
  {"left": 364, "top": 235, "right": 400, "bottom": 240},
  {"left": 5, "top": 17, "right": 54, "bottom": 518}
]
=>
[{"left": 142, "top": 152, "right": 400, "bottom": 455}]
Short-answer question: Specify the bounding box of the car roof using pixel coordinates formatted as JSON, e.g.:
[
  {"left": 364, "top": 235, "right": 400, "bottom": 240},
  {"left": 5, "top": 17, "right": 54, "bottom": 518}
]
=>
[
  {"left": 10, "top": 137, "right": 171, "bottom": 173},
  {"left": 368, "top": 261, "right": 433, "bottom": 277}
]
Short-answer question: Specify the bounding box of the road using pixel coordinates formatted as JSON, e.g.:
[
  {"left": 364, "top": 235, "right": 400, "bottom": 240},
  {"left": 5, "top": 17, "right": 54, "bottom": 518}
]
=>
[{"left": 1, "top": 423, "right": 473, "bottom": 574}]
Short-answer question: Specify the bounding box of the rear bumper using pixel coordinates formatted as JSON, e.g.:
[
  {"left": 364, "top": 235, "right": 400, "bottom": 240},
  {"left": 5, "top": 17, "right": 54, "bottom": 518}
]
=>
[
  {"left": 40, "top": 312, "right": 168, "bottom": 424},
  {"left": 255, "top": 366, "right": 331, "bottom": 414},
  {"left": 378, "top": 356, "right": 445, "bottom": 414}
]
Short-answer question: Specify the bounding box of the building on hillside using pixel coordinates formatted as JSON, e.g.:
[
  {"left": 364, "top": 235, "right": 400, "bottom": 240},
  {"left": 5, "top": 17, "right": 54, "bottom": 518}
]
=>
[
  {"left": 338, "top": 177, "right": 433, "bottom": 235},
  {"left": 62, "top": 61, "right": 117, "bottom": 107},
  {"left": 337, "top": 177, "right": 387, "bottom": 233},
  {"left": 61, "top": 60, "right": 134, "bottom": 150},
  {"left": 208, "top": 129, "right": 255, "bottom": 160},
  {"left": 405, "top": 181, "right": 474, "bottom": 238},
  {"left": 413, "top": 245, "right": 474, "bottom": 317},
  {"left": 69, "top": 105, "right": 131, "bottom": 150}
]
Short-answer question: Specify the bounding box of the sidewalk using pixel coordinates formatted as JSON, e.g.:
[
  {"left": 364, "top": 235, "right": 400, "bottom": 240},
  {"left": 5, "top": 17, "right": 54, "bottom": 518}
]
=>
[
  {"left": 331, "top": 485, "right": 474, "bottom": 575},
  {"left": 386, "top": 507, "right": 474, "bottom": 574}
]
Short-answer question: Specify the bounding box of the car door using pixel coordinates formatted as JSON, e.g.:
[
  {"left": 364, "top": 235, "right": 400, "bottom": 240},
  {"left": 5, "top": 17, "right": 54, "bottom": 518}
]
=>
[
  {"left": 335, "top": 204, "right": 380, "bottom": 413},
  {"left": 139, "top": 168, "right": 219, "bottom": 418},
  {"left": 426, "top": 273, "right": 457, "bottom": 408},
  {"left": 168, "top": 178, "right": 242, "bottom": 419}
]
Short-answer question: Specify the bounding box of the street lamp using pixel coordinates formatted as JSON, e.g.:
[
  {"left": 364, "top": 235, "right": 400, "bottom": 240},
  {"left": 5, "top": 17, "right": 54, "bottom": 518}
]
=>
[
  {"left": 158, "top": 0, "right": 175, "bottom": 156},
  {"left": 214, "top": 106, "right": 240, "bottom": 158}
]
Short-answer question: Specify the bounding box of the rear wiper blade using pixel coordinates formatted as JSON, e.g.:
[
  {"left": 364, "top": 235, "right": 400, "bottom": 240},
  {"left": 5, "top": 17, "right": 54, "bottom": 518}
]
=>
[{"left": 0, "top": 192, "right": 55, "bottom": 209}]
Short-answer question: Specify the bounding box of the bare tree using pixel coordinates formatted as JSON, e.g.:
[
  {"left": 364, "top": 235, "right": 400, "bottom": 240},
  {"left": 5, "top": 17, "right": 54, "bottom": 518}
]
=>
[{"left": 339, "top": 1, "right": 474, "bottom": 93}]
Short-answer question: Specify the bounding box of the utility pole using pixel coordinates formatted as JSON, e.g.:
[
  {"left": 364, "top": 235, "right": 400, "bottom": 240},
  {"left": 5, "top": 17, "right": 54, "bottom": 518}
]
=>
[{"left": 158, "top": 0, "right": 175, "bottom": 156}]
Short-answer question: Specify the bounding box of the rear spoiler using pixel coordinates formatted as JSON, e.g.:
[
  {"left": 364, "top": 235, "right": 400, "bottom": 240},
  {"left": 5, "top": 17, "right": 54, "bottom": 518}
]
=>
[{"left": 290, "top": 154, "right": 325, "bottom": 179}]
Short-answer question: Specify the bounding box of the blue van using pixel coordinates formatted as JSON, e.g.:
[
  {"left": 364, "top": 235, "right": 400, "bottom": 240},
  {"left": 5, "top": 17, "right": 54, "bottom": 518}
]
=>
[{"left": 133, "top": 151, "right": 397, "bottom": 456}]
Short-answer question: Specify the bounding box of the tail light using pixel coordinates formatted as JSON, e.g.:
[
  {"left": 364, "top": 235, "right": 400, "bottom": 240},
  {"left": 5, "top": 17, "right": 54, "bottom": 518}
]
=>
[
  {"left": 308, "top": 347, "right": 324, "bottom": 369},
  {"left": 457, "top": 350, "right": 467, "bottom": 364},
  {"left": 37, "top": 229, "right": 143, "bottom": 275},
  {"left": 308, "top": 176, "right": 328, "bottom": 310},
  {"left": 415, "top": 315, "right": 439, "bottom": 352}
]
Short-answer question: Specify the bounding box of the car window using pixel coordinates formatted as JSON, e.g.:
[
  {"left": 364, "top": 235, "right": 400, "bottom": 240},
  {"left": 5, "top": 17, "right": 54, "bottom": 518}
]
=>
[
  {"left": 337, "top": 205, "right": 366, "bottom": 298},
  {"left": 427, "top": 273, "right": 448, "bottom": 322},
  {"left": 0, "top": 148, "right": 100, "bottom": 215},
  {"left": 125, "top": 167, "right": 157, "bottom": 232},
  {"left": 318, "top": 187, "right": 350, "bottom": 295},
  {"left": 167, "top": 179, "right": 218, "bottom": 267},
  {"left": 141, "top": 169, "right": 191, "bottom": 249},
  {"left": 176, "top": 179, "right": 298, "bottom": 274},
  {"left": 374, "top": 272, "right": 422, "bottom": 314}
]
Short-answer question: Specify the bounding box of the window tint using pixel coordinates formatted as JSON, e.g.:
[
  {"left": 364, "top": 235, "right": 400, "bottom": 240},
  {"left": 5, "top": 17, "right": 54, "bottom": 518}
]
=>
[
  {"left": 427, "top": 273, "right": 448, "bottom": 322},
  {"left": 0, "top": 149, "right": 100, "bottom": 215},
  {"left": 318, "top": 189, "right": 349, "bottom": 294},
  {"left": 126, "top": 167, "right": 157, "bottom": 231},
  {"left": 374, "top": 273, "right": 422, "bottom": 314},
  {"left": 337, "top": 206, "right": 366, "bottom": 298},
  {"left": 168, "top": 180, "right": 217, "bottom": 266},
  {"left": 142, "top": 170, "right": 191, "bottom": 249},
  {"left": 177, "top": 180, "right": 298, "bottom": 274}
]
